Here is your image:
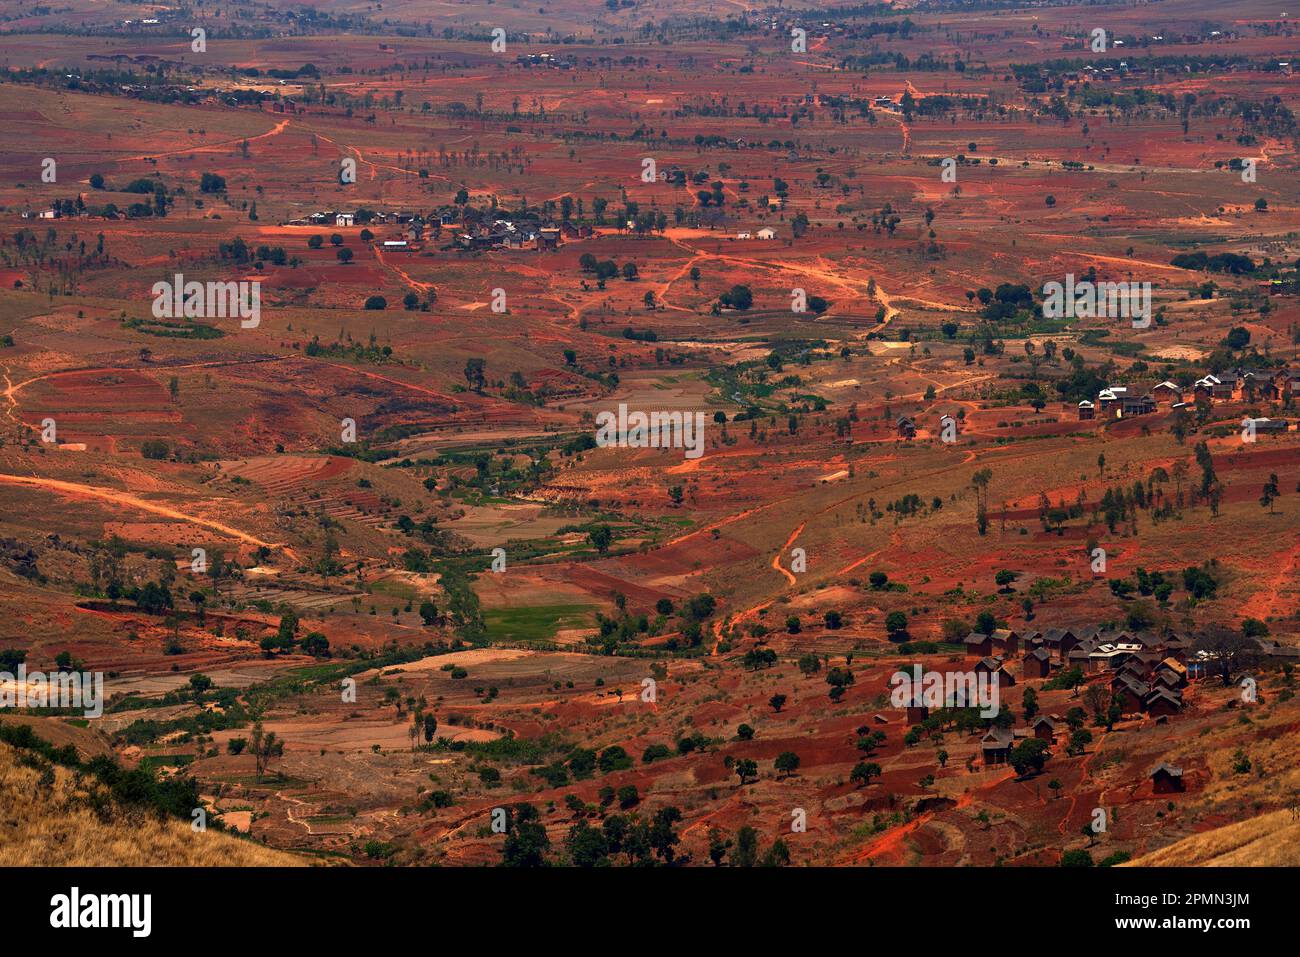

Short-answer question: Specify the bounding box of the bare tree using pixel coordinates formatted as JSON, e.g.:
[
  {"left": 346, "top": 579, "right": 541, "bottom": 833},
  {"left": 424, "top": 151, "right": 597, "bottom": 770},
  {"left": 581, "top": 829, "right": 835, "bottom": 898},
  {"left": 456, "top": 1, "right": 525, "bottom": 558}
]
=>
[{"left": 1193, "top": 627, "right": 1261, "bottom": 688}]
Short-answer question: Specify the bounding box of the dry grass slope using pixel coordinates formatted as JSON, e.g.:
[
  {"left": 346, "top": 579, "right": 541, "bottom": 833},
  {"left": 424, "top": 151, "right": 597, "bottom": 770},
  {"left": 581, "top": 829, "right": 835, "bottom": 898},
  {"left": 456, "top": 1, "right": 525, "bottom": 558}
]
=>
[
  {"left": 1125, "top": 810, "right": 1300, "bottom": 867},
  {"left": 0, "top": 743, "right": 307, "bottom": 866}
]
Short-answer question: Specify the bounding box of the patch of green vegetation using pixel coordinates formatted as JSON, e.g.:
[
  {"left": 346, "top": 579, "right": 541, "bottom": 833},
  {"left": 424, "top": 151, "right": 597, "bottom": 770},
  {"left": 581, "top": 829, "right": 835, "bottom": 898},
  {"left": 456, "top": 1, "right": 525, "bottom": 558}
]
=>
[
  {"left": 123, "top": 317, "right": 225, "bottom": 339},
  {"left": 138, "top": 753, "right": 195, "bottom": 772},
  {"left": 484, "top": 603, "right": 594, "bottom": 644},
  {"left": 451, "top": 733, "right": 570, "bottom": 765},
  {"left": 370, "top": 577, "right": 417, "bottom": 601}
]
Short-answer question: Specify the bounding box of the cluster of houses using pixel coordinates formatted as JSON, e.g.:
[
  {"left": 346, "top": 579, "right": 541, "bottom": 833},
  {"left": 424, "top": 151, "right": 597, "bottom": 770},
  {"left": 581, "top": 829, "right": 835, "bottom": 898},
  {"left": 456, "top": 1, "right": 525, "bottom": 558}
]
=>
[
  {"left": 898, "top": 617, "right": 1225, "bottom": 790},
  {"left": 453, "top": 220, "right": 591, "bottom": 251},
  {"left": 283, "top": 208, "right": 597, "bottom": 253},
  {"left": 1078, "top": 367, "right": 1300, "bottom": 425},
  {"left": 287, "top": 209, "right": 452, "bottom": 235},
  {"left": 970, "top": 626, "right": 1196, "bottom": 767}
]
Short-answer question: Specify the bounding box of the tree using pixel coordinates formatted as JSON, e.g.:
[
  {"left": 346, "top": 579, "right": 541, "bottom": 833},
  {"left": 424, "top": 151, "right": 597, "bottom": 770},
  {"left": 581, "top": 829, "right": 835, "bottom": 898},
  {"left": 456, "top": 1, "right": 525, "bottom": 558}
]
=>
[
  {"left": 141, "top": 439, "right": 169, "bottom": 460},
  {"left": 587, "top": 525, "right": 614, "bottom": 555},
  {"left": 736, "top": 723, "right": 755, "bottom": 741},
  {"left": 135, "top": 581, "right": 173, "bottom": 615},
  {"left": 337, "top": 247, "right": 354, "bottom": 263},
  {"left": 769, "top": 693, "right": 787, "bottom": 713},
  {"left": 825, "top": 666, "right": 855, "bottom": 702},
  {"left": 731, "top": 826, "right": 759, "bottom": 866},
  {"left": 884, "top": 611, "right": 909, "bottom": 640},
  {"left": 761, "top": 839, "right": 791, "bottom": 867},
  {"left": 774, "top": 751, "right": 800, "bottom": 778},
  {"left": 566, "top": 820, "right": 610, "bottom": 867},
  {"left": 249, "top": 722, "right": 284, "bottom": 782},
  {"left": 734, "top": 758, "right": 758, "bottom": 785},
  {"left": 1022, "top": 687, "right": 1039, "bottom": 721},
  {"left": 1193, "top": 627, "right": 1260, "bottom": 687},
  {"left": 422, "top": 713, "right": 438, "bottom": 743},
  {"left": 1048, "top": 778, "right": 1063, "bottom": 800},
  {"left": 719, "top": 284, "right": 753, "bottom": 310},
  {"left": 850, "top": 761, "right": 881, "bottom": 787},
  {"left": 500, "top": 803, "right": 550, "bottom": 867},
  {"left": 1009, "top": 737, "right": 1049, "bottom": 778},
  {"left": 1064, "top": 706, "right": 1087, "bottom": 731},
  {"left": 707, "top": 828, "right": 732, "bottom": 866},
  {"left": 1261, "top": 473, "right": 1280, "bottom": 515},
  {"left": 464, "top": 357, "right": 486, "bottom": 393},
  {"left": 1082, "top": 684, "right": 1110, "bottom": 721},
  {"left": 275, "top": 610, "right": 299, "bottom": 651},
  {"left": 302, "top": 631, "right": 330, "bottom": 657},
  {"left": 419, "top": 600, "right": 439, "bottom": 626}
]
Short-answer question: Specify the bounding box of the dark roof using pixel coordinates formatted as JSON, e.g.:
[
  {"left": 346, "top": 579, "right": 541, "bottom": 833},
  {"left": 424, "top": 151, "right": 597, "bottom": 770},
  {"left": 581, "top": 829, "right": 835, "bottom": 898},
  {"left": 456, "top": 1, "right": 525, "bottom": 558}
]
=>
[
  {"left": 1032, "top": 715, "right": 1056, "bottom": 729},
  {"left": 1150, "top": 762, "right": 1183, "bottom": 778},
  {"left": 1028, "top": 648, "right": 1051, "bottom": 662},
  {"left": 1114, "top": 674, "right": 1150, "bottom": 696},
  {"left": 981, "top": 728, "right": 1014, "bottom": 748},
  {"left": 1144, "top": 688, "right": 1183, "bottom": 707}
]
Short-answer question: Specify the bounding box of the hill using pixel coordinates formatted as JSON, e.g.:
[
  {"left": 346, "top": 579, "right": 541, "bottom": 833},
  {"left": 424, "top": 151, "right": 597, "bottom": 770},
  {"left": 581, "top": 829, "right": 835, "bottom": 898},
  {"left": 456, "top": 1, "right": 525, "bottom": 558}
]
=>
[
  {"left": 0, "top": 739, "right": 307, "bottom": 867},
  {"left": 1126, "top": 809, "right": 1300, "bottom": 867}
]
